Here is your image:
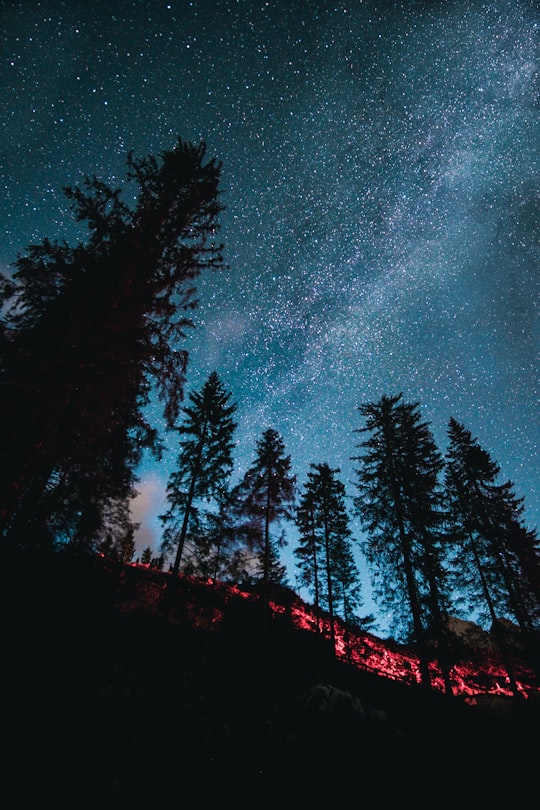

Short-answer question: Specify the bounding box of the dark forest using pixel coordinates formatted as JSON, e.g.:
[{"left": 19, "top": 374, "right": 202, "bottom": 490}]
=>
[{"left": 1, "top": 138, "right": 539, "bottom": 806}]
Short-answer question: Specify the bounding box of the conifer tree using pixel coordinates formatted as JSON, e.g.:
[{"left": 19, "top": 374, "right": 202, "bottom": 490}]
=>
[
  {"left": 176, "top": 501, "right": 238, "bottom": 581},
  {"left": 352, "top": 393, "right": 452, "bottom": 693},
  {"left": 444, "top": 417, "right": 540, "bottom": 684},
  {"left": 160, "top": 371, "right": 237, "bottom": 576},
  {"left": 295, "top": 482, "right": 321, "bottom": 627},
  {"left": 296, "top": 462, "right": 362, "bottom": 649},
  {"left": 95, "top": 496, "right": 137, "bottom": 564},
  {"left": 231, "top": 428, "right": 296, "bottom": 595},
  {"left": 0, "top": 138, "right": 224, "bottom": 548}
]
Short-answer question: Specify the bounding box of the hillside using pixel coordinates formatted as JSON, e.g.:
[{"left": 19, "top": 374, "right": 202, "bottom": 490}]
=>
[{"left": 4, "top": 548, "right": 539, "bottom": 808}]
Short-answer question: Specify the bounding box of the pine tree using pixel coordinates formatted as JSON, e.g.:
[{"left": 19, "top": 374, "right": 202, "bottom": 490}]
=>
[
  {"left": 352, "top": 394, "right": 452, "bottom": 693},
  {"left": 445, "top": 417, "right": 540, "bottom": 685},
  {"left": 295, "top": 462, "right": 363, "bottom": 650},
  {"left": 160, "top": 371, "right": 237, "bottom": 576},
  {"left": 295, "top": 481, "right": 321, "bottom": 628},
  {"left": 231, "top": 429, "right": 296, "bottom": 596},
  {"left": 95, "top": 496, "right": 138, "bottom": 564},
  {"left": 0, "top": 138, "right": 224, "bottom": 549},
  {"left": 176, "top": 501, "right": 237, "bottom": 581}
]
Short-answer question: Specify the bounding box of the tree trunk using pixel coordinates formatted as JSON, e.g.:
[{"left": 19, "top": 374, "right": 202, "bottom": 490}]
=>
[{"left": 171, "top": 432, "right": 205, "bottom": 576}]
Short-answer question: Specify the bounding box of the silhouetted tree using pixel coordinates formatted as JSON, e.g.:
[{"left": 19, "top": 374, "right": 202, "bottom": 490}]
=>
[
  {"left": 0, "top": 138, "right": 224, "bottom": 548},
  {"left": 352, "top": 394, "right": 452, "bottom": 693},
  {"left": 295, "top": 480, "right": 321, "bottom": 628},
  {"left": 95, "top": 496, "right": 137, "bottom": 564},
  {"left": 177, "top": 501, "right": 238, "bottom": 580},
  {"left": 231, "top": 429, "right": 296, "bottom": 596},
  {"left": 296, "top": 463, "right": 362, "bottom": 650},
  {"left": 159, "top": 371, "right": 237, "bottom": 576},
  {"left": 445, "top": 417, "right": 540, "bottom": 687}
]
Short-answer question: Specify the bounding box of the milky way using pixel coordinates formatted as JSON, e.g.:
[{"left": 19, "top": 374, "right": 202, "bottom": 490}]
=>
[{"left": 1, "top": 0, "right": 538, "bottom": 629}]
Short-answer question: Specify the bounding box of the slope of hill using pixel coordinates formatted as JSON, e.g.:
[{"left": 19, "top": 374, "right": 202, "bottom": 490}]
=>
[{"left": 4, "top": 548, "right": 539, "bottom": 808}]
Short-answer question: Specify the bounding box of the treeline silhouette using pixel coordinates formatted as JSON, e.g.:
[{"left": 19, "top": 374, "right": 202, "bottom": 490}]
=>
[{"left": 1, "top": 136, "right": 538, "bottom": 699}]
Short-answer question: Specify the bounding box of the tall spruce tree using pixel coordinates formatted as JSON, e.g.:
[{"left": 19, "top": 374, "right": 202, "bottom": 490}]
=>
[
  {"left": 295, "top": 480, "right": 321, "bottom": 628},
  {"left": 295, "top": 462, "right": 363, "bottom": 650},
  {"left": 352, "top": 393, "right": 453, "bottom": 693},
  {"left": 160, "top": 371, "right": 237, "bottom": 576},
  {"left": 444, "top": 417, "right": 540, "bottom": 686},
  {"left": 231, "top": 428, "right": 296, "bottom": 595},
  {"left": 0, "top": 138, "right": 223, "bottom": 549}
]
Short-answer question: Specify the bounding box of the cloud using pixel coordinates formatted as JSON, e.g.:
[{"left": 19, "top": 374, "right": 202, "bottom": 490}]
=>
[{"left": 129, "top": 475, "right": 167, "bottom": 556}]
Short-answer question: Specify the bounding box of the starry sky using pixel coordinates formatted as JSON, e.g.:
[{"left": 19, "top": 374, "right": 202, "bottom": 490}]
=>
[{"left": 2, "top": 0, "right": 539, "bottom": 629}]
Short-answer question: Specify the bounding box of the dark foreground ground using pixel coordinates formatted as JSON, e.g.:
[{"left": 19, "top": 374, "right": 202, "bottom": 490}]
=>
[{"left": 3, "top": 549, "right": 539, "bottom": 808}]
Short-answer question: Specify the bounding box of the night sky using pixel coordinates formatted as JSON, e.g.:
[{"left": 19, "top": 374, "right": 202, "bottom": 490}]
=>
[{"left": 2, "top": 0, "right": 539, "bottom": 630}]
